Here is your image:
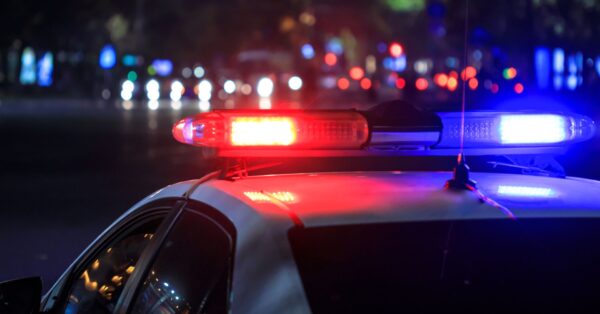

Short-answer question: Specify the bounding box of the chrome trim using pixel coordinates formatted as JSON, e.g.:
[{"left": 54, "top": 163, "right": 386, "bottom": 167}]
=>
[{"left": 370, "top": 131, "right": 440, "bottom": 144}]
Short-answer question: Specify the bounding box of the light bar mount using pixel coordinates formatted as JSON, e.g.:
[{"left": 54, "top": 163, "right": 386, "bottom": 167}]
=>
[{"left": 445, "top": 153, "right": 477, "bottom": 190}]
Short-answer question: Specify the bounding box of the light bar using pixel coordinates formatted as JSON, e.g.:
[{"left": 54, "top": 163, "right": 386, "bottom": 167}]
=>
[
  {"left": 172, "top": 110, "right": 369, "bottom": 150},
  {"left": 437, "top": 112, "right": 595, "bottom": 147},
  {"left": 173, "top": 109, "right": 595, "bottom": 157}
]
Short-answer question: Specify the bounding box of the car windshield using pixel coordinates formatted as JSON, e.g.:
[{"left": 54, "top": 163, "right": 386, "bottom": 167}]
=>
[{"left": 289, "top": 218, "right": 600, "bottom": 313}]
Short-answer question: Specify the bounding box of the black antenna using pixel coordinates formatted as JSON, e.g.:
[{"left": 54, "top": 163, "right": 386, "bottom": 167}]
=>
[
  {"left": 442, "top": 0, "right": 515, "bottom": 220},
  {"left": 445, "top": 0, "right": 476, "bottom": 190}
]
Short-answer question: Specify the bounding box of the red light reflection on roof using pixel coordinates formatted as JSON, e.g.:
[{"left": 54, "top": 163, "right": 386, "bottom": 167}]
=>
[{"left": 244, "top": 191, "right": 297, "bottom": 204}]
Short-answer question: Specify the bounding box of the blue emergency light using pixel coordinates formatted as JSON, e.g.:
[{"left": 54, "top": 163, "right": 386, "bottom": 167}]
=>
[{"left": 434, "top": 112, "right": 595, "bottom": 148}]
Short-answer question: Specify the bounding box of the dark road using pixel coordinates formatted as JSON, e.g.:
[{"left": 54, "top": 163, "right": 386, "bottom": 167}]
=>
[
  {"left": 0, "top": 96, "right": 374, "bottom": 291},
  {"left": 0, "top": 100, "right": 211, "bottom": 290},
  {"left": 1, "top": 98, "right": 599, "bottom": 292}
]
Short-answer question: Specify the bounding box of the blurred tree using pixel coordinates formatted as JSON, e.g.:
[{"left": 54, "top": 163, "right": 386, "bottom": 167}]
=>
[{"left": 384, "top": 0, "right": 426, "bottom": 12}]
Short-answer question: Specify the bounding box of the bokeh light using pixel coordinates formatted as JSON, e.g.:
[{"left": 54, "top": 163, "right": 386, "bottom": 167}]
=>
[
  {"left": 415, "top": 78, "right": 429, "bottom": 91},
  {"left": 503, "top": 67, "right": 517, "bottom": 80},
  {"left": 395, "top": 78, "right": 406, "bottom": 89},
  {"left": 447, "top": 77, "right": 458, "bottom": 91},
  {"left": 324, "top": 53, "right": 338, "bottom": 66},
  {"left": 170, "top": 80, "right": 184, "bottom": 101},
  {"left": 257, "top": 77, "right": 274, "bottom": 97},
  {"left": 193, "top": 66, "right": 205, "bottom": 78},
  {"left": 349, "top": 67, "right": 365, "bottom": 80},
  {"left": 337, "top": 77, "right": 350, "bottom": 90},
  {"left": 223, "top": 80, "right": 236, "bottom": 94},
  {"left": 146, "top": 79, "right": 160, "bottom": 101},
  {"left": 360, "top": 78, "right": 372, "bottom": 90},
  {"left": 288, "top": 76, "right": 303, "bottom": 91},
  {"left": 514, "top": 83, "right": 524, "bottom": 94},
  {"left": 468, "top": 78, "right": 479, "bottom": 90},
  {"left": 301, "top": 43, "right": 315, "bottom": 59},
  {"left": 461, "top": 66, "right": 477, "bottom": 81},
  {"left": 491, "top": 83, "right": 500, "bottom": 93},
  {"left": 198, "top": 79, "right": 213, "bottom": 101},
  {"left": 389, "top": 42, "right": 403, "bottom": 57},
  {"left": 434, "top": 73, "right": 448, "bottom": 87},
  {"left": 99, "top": 44, "right": 116, "bottom": 69}
]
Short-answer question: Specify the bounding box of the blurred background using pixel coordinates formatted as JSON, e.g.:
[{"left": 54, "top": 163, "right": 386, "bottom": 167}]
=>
[{"left": 2, "top": 0, "right": 600, "bottom": 291}]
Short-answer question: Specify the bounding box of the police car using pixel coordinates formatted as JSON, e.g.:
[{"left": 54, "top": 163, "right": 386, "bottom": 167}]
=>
[{"left": 2, "top": 101, "right": 599, "bottom": 313}]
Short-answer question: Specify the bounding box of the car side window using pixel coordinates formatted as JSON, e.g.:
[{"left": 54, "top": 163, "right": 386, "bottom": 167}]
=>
[
  {"left": 130, "top": 209, "right": 233, "bottom": 314},
  {"left": 62, "top": 218, "right": 163, "bottom": 314}
]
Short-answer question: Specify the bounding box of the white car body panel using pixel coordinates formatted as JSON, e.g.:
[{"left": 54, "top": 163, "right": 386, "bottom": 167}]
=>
[
  {"left": 185, "top": 171, "right": 600, "bottom": 313},
  {"left": 44, "top": 170, "right": 600, "bottom": 313}
]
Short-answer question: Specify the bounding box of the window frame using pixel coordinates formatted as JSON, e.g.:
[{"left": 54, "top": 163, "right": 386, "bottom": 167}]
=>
[
  {"left": 120, "top": 200, "right": 237, "bottom": 314},
  {"left": 42, "top": 198, "right": 185, "bottom": 313},
  {"left": 185, "top": 199, "right": 237, "bottom": 313}
]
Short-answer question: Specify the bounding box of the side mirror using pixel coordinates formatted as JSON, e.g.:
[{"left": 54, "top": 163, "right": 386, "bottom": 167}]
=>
[{"left": 0, "top": 277, "right": 42, "bottom": 313}]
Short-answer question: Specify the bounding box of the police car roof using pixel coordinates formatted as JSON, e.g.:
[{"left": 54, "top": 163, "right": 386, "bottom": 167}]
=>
[{"left": 187, "top": 171, "right": 600, "bottom": 228}]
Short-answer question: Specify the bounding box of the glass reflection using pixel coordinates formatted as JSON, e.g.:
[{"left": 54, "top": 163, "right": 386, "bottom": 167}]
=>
[
  {"left": 132, "top": 270, "right": 192, "bottom": 313},
  {"left": 64, "top": 229, "right": 157, "bottom": 313}
]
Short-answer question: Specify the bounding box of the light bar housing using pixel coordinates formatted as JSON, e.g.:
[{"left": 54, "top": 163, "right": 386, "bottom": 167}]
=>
[
  {"left": 436, "top": 112, "right": 596, "bottom": 148},
  {"left": 173, "top": 108, "right": 595, "bottom": 157},
  {"left": 173, "top": 110, "right": 369, "bottom": 152}
]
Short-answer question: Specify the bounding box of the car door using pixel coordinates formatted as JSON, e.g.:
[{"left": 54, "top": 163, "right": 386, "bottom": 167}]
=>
[
  {"left": 41, "top": 199, "right": 183, "bottom": 313},
  {"left": 124, "top": 201, "right": 236, "bottom": 314}
]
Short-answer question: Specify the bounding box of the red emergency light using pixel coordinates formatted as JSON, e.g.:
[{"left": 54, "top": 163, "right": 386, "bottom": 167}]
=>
[{"left": 172, "top": 111, "right": 369, "bottom": 151}]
